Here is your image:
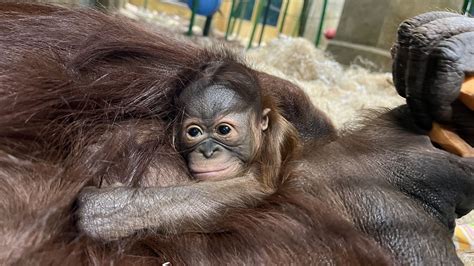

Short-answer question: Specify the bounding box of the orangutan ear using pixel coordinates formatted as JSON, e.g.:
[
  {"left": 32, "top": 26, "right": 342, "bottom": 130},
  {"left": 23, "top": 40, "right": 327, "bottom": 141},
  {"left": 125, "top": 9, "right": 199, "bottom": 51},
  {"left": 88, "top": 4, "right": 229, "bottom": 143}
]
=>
[{"left": 261, "top": 108, "right": 271, "bottom": 131}]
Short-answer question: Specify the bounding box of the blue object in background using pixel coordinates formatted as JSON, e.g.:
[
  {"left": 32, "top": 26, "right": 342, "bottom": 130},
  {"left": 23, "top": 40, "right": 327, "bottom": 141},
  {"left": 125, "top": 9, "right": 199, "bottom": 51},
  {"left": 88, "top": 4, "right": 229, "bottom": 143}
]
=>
[{"left": 187, "top": 0, "right": 222, "bottom": 16}]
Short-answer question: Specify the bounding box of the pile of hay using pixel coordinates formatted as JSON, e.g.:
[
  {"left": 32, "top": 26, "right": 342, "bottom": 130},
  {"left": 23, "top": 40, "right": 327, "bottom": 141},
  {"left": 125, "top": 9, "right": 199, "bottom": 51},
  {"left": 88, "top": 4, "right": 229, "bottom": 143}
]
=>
[{"left": 246, "top": 37, "right": 404, "bottom": 128}]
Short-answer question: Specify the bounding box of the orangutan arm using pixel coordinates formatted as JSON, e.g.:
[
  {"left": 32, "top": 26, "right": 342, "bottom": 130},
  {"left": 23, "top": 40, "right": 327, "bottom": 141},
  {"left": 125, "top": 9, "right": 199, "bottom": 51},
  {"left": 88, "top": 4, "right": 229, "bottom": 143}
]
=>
[{"left": 76, "top": 176, "right": 267, "bottom": 240}]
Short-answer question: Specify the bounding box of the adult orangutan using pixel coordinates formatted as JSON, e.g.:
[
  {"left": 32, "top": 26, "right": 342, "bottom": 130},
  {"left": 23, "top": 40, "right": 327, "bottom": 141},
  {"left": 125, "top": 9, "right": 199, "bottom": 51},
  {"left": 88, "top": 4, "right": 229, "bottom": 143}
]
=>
[{"left": 0, "top": 3, "right": 472, "bottom": 265}]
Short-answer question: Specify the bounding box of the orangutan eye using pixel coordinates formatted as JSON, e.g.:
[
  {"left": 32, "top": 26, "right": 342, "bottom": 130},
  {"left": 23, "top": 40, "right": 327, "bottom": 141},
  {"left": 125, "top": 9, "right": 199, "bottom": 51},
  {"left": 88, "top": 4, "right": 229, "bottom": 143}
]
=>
[
  {"left": 187, "top": 126, "right": 202, "bottom": 138},
  {"left": 217, "top": 124, "right": 231, "bottom": 135}
]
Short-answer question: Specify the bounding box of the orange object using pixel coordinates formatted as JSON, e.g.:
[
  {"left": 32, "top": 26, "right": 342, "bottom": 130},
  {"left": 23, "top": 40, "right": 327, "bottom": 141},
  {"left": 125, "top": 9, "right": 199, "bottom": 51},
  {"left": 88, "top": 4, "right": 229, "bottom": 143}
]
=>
[
  {"left": 429, "top": 123, "right": 474, "bottom": 157},
  {"left": 429, "top": 78, "right": 474, "bottom": 158},
  {"left": 460, "top": 76, "right": 474, "bottom": 111}
]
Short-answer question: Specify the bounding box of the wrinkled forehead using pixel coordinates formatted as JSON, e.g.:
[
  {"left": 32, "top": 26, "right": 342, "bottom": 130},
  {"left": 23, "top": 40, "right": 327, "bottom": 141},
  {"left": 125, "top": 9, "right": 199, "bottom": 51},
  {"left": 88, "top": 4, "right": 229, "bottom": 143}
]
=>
[{"left": 179, "top": 85, "right": 251, "bottom": 119}]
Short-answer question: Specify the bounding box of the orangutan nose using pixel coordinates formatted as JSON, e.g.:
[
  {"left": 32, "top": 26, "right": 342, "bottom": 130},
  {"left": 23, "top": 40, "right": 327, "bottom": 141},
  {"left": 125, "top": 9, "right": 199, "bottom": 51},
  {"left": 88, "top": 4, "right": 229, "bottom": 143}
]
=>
[{"left": 198, "top": 141, "right": 220, "bottom": 159}]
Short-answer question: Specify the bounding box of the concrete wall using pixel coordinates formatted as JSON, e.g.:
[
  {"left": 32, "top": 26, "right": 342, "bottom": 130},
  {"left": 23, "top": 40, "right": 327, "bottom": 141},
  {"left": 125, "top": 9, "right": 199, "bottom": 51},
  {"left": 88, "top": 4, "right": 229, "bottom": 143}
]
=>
[{"left": 326, "top": 0, "right": 464, "bottom": 71}]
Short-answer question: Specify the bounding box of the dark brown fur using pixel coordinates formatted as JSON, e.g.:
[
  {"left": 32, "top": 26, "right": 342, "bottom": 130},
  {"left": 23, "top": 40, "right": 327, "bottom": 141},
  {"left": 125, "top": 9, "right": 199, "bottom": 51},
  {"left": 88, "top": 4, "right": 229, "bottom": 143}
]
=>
[{"left": 1, "top": 3, "right": 471, "bottom": 265}]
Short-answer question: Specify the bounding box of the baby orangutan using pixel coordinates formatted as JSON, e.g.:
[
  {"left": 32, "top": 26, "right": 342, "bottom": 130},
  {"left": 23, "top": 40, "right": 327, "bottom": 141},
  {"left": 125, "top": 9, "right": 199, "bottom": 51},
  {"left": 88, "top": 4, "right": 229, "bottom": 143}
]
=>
[
  {"left": 177, "top": 85, "right": 269, "bottom": 181},
  {"left": 77, "top": 61, "right": 299, "bottom": 240}
]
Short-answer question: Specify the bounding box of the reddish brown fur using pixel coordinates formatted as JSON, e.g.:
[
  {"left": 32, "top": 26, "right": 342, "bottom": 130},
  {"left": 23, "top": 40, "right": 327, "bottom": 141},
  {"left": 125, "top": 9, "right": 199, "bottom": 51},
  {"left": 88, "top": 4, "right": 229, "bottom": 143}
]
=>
[{"left": 0, "top": 3, "right": 394, "bottom": 265}]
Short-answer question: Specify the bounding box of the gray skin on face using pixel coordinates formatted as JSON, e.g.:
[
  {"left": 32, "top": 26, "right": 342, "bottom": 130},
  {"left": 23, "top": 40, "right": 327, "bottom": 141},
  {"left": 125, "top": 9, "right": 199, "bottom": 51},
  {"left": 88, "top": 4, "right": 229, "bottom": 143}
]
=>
[{"left": 178, "top": 85, "right": 269, "bottom": 181}]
